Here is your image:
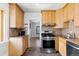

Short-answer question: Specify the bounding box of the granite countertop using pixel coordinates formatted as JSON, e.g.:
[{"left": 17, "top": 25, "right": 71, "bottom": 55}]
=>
[
  {"left": 66, "top": 39, "right": 79, "bottom": 45},
  {"left": 10, "top": 35, "right": 28, "bottom": 37},
  {"left": 58, "top": 35, "right": 79, "bottom": 45}
]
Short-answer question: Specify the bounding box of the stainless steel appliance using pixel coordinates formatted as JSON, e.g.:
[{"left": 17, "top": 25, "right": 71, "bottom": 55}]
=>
[
  {"left": 41, "top": 31, "right": 56, "bottom": 53},
  {"left": 19, "top": 31, "right": 25, "bottom": 36},
  {"left": 67, "top": 41, "right": 79, "bottom": 56}
]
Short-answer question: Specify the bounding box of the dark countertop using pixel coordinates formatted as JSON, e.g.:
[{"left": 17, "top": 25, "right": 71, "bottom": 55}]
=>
[
  {"left": 58, "top": 35, "right": 79, "bottom": 45},
  {"left": 10, "top": 35, "right": 28, "bottom": 37},
  {"left": 66, "top": 39, "right": 79, "bottom": 45}
]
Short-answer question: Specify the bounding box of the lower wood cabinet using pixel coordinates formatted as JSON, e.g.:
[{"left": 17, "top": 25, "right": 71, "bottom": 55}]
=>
[
  {"left": 55, "top": 36, "right": 59, "bottom": 51},
  {"left": 59, "top": 37, "right": 67, "bottom": 56},
  {"left": 9, "top": 36, "right": 28, "bottom": 56},
  {"left": 23, "top": 36, "right": 28, "bottom": 52}
]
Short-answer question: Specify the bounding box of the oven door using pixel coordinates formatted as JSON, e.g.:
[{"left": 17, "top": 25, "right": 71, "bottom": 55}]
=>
[{"left": 42, "top": 40, "right": 55, "bottom": 48}]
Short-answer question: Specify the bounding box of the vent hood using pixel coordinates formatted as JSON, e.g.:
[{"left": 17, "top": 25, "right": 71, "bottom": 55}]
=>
[{"left": 42, "top": 23, "right": 56, "bottom": 27}]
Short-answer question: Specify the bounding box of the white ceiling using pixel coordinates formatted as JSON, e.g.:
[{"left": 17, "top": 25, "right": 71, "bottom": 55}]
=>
[{"left": 18, "top": 3, "right": 66, "bottom": 12}]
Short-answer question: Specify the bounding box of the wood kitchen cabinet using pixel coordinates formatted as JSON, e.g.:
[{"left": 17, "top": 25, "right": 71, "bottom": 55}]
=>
[
  {"left": 63, "top": 4, "right": 68, "bottom": 22},
  {"left": 74, "top": 3, "right": 79, "bottom": 27},
  {"left": 55, "top": 36, "right": 59, "bottom": 51},
  {"left": 67, "top": 3, "right": 79, "bottom": 27},
  {"left": 9, "top": 36, "right": 28, "bottom": 56},
  {"left": 0, "top": 10, "right": 3, "bottom": 42},
  {"left": 59, "top": 37, "right": 67, "bottom": 56},
  {"left": 42, "top": 11, "right": 47, "bottom": 25},
  {"left": 63, "top": 3, "right": 74, "bottom": 28},
  {"left": 63, "top": 21, "right": 70, "bottom": 28},
  {"left": 9, "top": 3, "right": 24, "bottom": 28},
  {"left": 55, "top": 8, "right": 64, "bottom": 28},
  {"left": 23, "top": 36, "right": 28, "bottom": 52},
  {"left": 41, "top": 10, "right": 55, "bottom": 26},
  {"left": 51, "top": 11, "right": 55, "bottom": 25},
  {"left": 67, "top": 4, "right": 74, "bottom": 21}
]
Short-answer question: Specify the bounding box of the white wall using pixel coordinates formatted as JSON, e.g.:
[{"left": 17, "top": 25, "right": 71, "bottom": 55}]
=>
[
  {"left": 0, "top": 3, "right": 9, "bottom": 56},
  {"left": 24, "top": 12, "right": 41, "bottom": 47},
  {"left": 24, "top": 12, "right": 41, "bottom": 36},
  {"left": 30, "top": 22, "right": 40, "bottom": 37},
  {"left": 24, "top": 12, "right": 41, "bottom": 23}
]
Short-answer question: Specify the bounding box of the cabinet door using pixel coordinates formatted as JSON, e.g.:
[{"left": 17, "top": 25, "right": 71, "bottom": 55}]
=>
[
  {"left": 67, "top": 4, "right": 74, "bottom": 21},
  {"left": 48, "top": 11, "right": 51, "bottom": 25},
  {"left": 45, "top": 12, "right": 49, "bottom": 25},
  {"left": 47, "top": 11, "right": 55, "bottom": 25},
  {"left": 42, "top": 12, "right": 46, "bottom": 25},
  {"left": 55, "top": 36, "right": 59, "bottom": 51},
  {"left": 9, "top": 4, "right": 16, "bottom": 28},
  {"left": 59, "top": 42, "right": 66, "bottom": 56},
  {"left": 9, "top": 4, "right": 24, "bottom": 28},
  {"left": 63, "top": 5, "right": 68, "bottom": 22},
  {"left": 0, "top": 10, "right": 3, "bottom": 42},
  {"left": 9, "top": 38, "right": 23, "bottom": 56},
  {"left": 55, "top": 8, "right": 64, "bottom": 28},
  {"left": 74, "top": 3, "right": 79, "bottom": 27},
  {"left": 51, "top": 11, "right": 55, "bottom": 25},
  {"left": 21, "top": 11, "right": 24, "bottom": 28},
  {"left": 42, "top": 10, "right": 55, "bottom": 25},
  {"left": 23, "top": 36, "right": 28, "bottom": 52},
  {"left": 63, "top": 21, "right": 69, "bottom": 28},
  {"left": 59, "top": 37, "right": 66, "bottom": 56},
  {"left": 42, "top": 11, "right": 50, "bottom": 25},
  {"left": 16, "top": 5, "right": 22, "bottom": 28}
]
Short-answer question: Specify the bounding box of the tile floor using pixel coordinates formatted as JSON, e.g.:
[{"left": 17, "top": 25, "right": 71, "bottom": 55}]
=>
[
  {"left": 22, "top": 47, "right": 61, "bottom": 56},
  {"left": 22, "top": 37, "right": 61, "bottom": 56}
]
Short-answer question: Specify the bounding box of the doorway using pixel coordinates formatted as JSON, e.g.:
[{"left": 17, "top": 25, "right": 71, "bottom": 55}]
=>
[{"left": 29, "top": 20, "right": 40, "bottom": 48}]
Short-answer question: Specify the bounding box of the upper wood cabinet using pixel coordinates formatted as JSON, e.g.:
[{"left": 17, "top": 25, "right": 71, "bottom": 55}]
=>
[
  {"left": 63, "top": 3, "right": 74, "bottom": 28},
  {"left": 74, "top": 3, "right": 79, "bottom": 27},
  {"left": 63, "top": 21, "right": 70, "bottom": 28},
  {"left": 55, "top": 8, "right": 64, "bottom": 28},
  {"left": 51, "top": 11, "right": 55, "bottom": 25},
  {"left": 0, "top": 10, "right": 3, "bottom": 42},
  {"left": 67, "top": 4, "right": 74, "bottom": 21},
  {"left": 41, "top": 11, "right": 46, "bottom": 25},
  {"left": 9, "top": 3, "right": 24, "bottom": 28},
  {"left": 41, "top": 10, "right": 55, "bottom": 26},
  {"left": 63, "top": 4, "right": 68, "bottom": 22}
]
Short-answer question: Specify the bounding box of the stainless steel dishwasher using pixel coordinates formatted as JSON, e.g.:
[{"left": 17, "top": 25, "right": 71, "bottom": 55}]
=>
[{"left": 67, "top": 41, "right": 79, "bottom": 56}]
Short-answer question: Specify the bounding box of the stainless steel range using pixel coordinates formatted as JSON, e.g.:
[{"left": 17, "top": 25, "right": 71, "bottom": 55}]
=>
[{"left": 41, "top": 31, "right": 56, "bottom": 53}]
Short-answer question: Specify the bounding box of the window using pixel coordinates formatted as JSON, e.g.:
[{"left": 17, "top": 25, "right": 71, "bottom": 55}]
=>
[{"left": 0, "top": 9, "right": 3, "bottom": 42}]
